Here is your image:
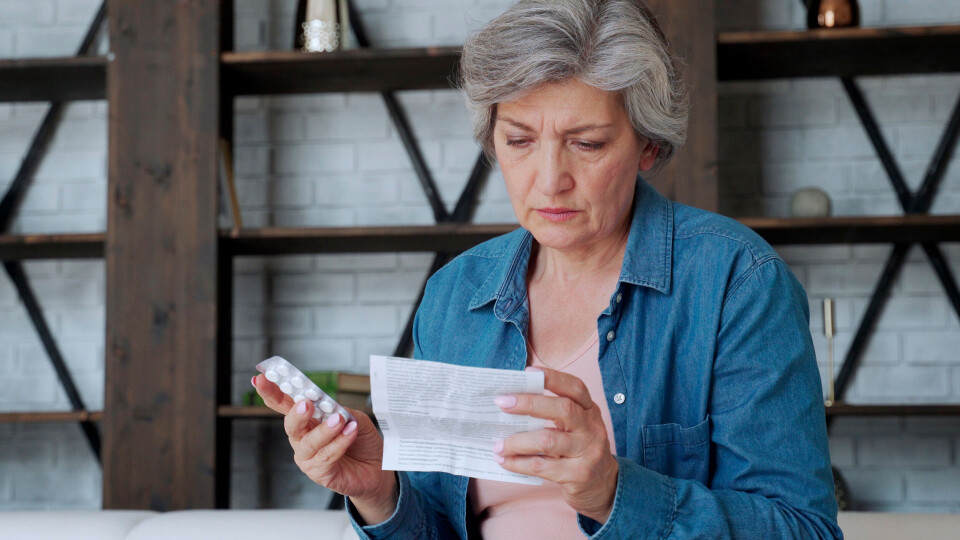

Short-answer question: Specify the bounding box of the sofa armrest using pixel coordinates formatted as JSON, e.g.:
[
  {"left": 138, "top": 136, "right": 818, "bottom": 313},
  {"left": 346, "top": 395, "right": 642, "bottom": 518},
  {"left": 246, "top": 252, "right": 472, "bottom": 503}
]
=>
[
  {"left": 0, "top": 510, "right": 157, "bottom": 540},
  {"left": 126, "top": 510, "right": 358, "bottom": 540},
  {"left": 839, "top": 511, "right": 960, "bottom": 540}
]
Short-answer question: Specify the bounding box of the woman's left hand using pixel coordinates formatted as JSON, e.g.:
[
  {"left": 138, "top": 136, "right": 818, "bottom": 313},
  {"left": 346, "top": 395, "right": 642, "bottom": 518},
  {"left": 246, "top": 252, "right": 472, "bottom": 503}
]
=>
[{"left": 494, "top": 366, "right": 619, "bottom": 524}]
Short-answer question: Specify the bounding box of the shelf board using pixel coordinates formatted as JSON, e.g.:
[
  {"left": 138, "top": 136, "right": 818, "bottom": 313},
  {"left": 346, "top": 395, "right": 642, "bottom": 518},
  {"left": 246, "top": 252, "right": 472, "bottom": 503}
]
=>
[
  {"left": 222, "top": 223, "right": 518, "bottom": 255},
  {"left": 739, "top": 214, "right": 960, "bottom": 245},
  {"left": 8, "top": 404, "right": 959, "bottom": 424},
  {"left": 0, "top": 215, "right": 956, "bottom": 262},
  {"left": 0, "top": 56, "right": 107, "bottom": 102},
  {"left": 0, "top": 410, "right": 103, "bottom": 423},
  {"left": 219, "top": 398, "right": 372, "bottom": 419},
  {"left": 220, "top": 402, "right": 960, "bottom": 420},
  {"left": 223, "top": 215, "right": 960, "bottom": 257},
  {"left": 5, "top": 404, "right": 957, "bottom": 423},
  {"left": 222, "top": 47, "right": 461, "bottom": 96},
  {"left": 718, "top": 24, "right": 960, "bottom": 80},
  {"left": 217, "top": 406, "right": 277, "bottom": 418},
  {"left": 0, "top": 233, "right": 105, "bottom": 261},
  {"left": 3, "top": 25, "right": 957, "bottom": 101},
  {"left": 826, "top": 404, "right": 960, "bottom": 416},
  {"left": 223, "top": 25, "right": 960, "bottom": 96}
]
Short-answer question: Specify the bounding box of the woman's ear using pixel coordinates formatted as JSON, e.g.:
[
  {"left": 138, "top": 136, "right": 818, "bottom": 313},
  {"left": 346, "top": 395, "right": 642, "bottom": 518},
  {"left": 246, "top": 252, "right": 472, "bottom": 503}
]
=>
[{"left": 638, "top": 141, "right": 660, "bottom": 171}]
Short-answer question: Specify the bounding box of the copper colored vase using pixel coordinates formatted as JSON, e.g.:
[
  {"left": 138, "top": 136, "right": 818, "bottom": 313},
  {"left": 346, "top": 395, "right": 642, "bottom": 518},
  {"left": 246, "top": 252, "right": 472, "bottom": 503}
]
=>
[{"left": 807, "top": 0, "right": 860, "bottom": 29}]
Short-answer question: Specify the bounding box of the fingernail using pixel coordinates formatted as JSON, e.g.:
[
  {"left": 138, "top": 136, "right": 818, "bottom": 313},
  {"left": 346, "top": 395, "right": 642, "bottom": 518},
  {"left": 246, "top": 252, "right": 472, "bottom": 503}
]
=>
[
  {"left": 296, "top": 401, "right": 307, "bottom": 415},
  {"left": 525, "top": 366, "right": 543, "bottom": 372},
  {"left": 251, "top": 375, "right": 257, "bottom": 388},
  {"left": 326, "top": 413, "right": 341, "bottom": 428},
  {"left": 493, "top": 454, "right": 505, "bottom": 464},
  {"left": 493, "top": 440, "right": 504, "bottom": 455},
  {"left": 494, "top": 395, "right": 517, "bottom": 409},
  {"left": 343, "top": 421, "right": 357, "bottom": 435}
]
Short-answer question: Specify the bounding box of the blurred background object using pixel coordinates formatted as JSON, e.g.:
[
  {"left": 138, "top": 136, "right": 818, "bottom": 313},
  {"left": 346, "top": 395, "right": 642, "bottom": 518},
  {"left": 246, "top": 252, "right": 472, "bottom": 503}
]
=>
[{"left": 807, "top": 0, "right": 860, "bottom": 29}]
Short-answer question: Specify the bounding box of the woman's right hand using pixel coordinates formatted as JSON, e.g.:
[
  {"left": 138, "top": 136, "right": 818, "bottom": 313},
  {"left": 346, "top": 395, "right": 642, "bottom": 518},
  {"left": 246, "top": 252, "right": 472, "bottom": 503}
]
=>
[{"left": 253, "top": 374, "right": 398, "bottom": 524}]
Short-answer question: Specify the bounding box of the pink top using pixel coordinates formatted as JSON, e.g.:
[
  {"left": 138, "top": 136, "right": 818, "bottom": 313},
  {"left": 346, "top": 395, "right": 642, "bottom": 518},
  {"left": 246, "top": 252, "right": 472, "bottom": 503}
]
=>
[{"left": 468, "top": 331, "right": 617, "bottom": 539}]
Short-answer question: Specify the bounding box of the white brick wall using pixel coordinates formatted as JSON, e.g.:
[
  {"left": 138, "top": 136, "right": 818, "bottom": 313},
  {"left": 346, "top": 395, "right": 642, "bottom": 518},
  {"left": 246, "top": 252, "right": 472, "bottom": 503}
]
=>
[{"left": 2, "top": 0, "right": 960, "bottom": 514}]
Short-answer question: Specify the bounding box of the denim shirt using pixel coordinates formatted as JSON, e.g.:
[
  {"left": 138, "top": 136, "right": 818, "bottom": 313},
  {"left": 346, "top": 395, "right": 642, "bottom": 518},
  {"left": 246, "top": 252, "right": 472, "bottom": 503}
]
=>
[{"left": 348, "top": 179, "right": 842, "bottom": 539}]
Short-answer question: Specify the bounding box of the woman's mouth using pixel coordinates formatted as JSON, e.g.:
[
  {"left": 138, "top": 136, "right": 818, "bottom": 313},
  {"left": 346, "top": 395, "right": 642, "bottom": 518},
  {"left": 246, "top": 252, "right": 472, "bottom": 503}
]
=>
[{"left": 536, "top": 208, "right": 579, "bottom": 222}]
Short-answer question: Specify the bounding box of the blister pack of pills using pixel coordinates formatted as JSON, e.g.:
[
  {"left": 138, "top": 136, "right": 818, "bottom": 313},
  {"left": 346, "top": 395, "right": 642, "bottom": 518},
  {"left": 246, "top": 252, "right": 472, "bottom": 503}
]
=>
[{"left": 256, "top": 356, "right": 355, "bottom": 424}]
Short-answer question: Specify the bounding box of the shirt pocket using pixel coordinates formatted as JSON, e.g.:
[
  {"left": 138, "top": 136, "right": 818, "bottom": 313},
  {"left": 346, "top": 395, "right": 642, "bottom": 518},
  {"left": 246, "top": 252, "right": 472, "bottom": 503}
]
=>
[{"left": 641, "top": 415, "right": 711, "bottom": 483}]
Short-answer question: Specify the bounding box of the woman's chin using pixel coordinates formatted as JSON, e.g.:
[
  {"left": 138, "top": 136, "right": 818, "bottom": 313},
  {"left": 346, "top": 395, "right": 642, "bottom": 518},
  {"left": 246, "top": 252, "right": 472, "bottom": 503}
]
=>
[{"left": 526, "top": 225, "right": 588, "bottom": 253}]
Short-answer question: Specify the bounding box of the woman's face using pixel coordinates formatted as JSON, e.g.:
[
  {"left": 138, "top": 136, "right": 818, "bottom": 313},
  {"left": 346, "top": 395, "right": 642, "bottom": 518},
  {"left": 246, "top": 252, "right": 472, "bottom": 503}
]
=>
[{"left": 494, "top": 79, "right": 658, "bottom": 254}]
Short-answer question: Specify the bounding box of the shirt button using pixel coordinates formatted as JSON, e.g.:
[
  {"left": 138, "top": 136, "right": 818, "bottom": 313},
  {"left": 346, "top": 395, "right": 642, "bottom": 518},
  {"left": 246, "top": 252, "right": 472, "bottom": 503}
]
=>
[
  {"left": 606, "top": 330, "right": 615, "bottom": 342},
  {"left": 615, "top": 292, "right": 622, "bottom": 304},
  {"left": 614, "top": 393, "right": 626, "bottom": 405}
]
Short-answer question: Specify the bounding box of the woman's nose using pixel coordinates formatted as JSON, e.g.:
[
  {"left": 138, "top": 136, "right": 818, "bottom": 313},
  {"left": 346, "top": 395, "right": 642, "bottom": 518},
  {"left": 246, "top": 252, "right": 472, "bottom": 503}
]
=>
[{"left": 534, "top": 144, "right": 573, "bottom": 196}]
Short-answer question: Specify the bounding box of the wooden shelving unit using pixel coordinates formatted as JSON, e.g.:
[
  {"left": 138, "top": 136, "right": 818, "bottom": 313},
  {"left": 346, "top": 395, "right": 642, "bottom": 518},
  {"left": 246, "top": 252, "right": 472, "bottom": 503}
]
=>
[
  {"left": 737, "top": 214, "right": 960, "bottom": 245},
  {"left": 717, "top": 24, "right": 960, "bottom": 80},
  {"left": 825, "top": 404, "right": 960, "bottom": 417},
  {"left": 4, "top": 215, "right": 958, "bottom": 263},
  {"left": 6, "top": 26, "right": 960, "bottom": 102},
  {"left": 0, "top": 56, "right": 107, "bottom": 102},
  {"left": 222, "top": 47, "right": 460, "bottom": 95},
  {"left": 0, "top": 233, "right": 104, "bottom": 261},
  {"left": 223, "top": 223, "right": 517, "bottom": 256},
  {"left": 3, "top": 1, "right": 959, "bottom": 510},
  {"left": 0, "top": 410, "right": 103, "bottom": 423}
]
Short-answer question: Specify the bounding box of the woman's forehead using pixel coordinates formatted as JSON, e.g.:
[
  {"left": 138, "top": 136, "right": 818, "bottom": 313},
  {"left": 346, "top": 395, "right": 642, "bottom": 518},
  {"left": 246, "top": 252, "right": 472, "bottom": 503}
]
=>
[{"left": 495, "top": 80, "right": 625, "bottom": 131}]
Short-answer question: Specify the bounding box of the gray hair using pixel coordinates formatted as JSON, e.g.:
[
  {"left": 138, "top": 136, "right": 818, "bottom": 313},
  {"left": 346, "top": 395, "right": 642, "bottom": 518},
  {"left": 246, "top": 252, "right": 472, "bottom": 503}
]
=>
[{"left": 458, "top": 0, "right": 689, "bottom": 167}]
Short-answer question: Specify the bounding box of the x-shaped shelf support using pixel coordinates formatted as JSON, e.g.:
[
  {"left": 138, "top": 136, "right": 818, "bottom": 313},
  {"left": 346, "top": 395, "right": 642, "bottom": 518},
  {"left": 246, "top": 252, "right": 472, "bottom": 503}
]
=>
[
  {"left": 0, "top": 3, "right": 106, "bottom": 460},
  {"left": 309, "top": 0, "right": 492, "bottom": 509},
  {"left": 828, "top": 77, "right": 960, "bottom": 425},
  {"left": 339, "top": 0, "right": 492, "bottom": 360}
]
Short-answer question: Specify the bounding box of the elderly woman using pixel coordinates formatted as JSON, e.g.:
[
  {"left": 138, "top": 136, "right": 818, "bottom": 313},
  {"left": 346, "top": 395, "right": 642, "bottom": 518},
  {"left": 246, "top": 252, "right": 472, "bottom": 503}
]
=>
[{"left": 253, "top": 0, "right": 842, "bottom": 538}]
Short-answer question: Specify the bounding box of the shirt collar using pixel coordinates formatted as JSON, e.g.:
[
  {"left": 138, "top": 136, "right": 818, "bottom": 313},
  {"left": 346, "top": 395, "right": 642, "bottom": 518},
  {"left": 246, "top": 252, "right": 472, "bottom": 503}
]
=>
[{"left": 469, "top": 176, "right": 674, "bottom": 314}]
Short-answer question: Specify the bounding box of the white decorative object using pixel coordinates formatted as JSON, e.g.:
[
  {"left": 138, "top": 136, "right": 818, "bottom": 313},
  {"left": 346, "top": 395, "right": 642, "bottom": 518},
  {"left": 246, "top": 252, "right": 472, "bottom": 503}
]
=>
[
  {"left": 301, "top": 0, "right": 340, "bottom": 53},
  {"left": 789, "top": 187, "right": 832, "bottom": 218}
]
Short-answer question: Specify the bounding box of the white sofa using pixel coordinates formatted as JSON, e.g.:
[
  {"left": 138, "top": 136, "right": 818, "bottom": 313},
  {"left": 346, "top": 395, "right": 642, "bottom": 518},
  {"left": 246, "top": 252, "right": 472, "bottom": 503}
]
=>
[
  {"left": 0, "top": 510, "right": 360, "bottom": 540},
  {"left": 3, "top": 509, "right": 960, "bottom": 539}
]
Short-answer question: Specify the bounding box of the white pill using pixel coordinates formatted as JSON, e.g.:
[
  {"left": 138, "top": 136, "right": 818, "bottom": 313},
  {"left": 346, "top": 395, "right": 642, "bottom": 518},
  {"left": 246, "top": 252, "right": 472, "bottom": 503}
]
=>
[
  {"left": 293, "top": 394, "right": 306, "bottom": 403},
  {"left": 265, "top": 370, "right": 279, "bottom": 383},
  {"left": 291, "top": 377, "right": 305, "bottom": 389},
  {"left": 319, "top": 399, "right": 335, "bottom": 413},
  {"left": 279, "top": 381, "right": 293, "bottom": 394},
  {"left": 276, "top": 364, "right": 289, "bottom": 376},
  {"left": 313, "top": 409, "right": 323, "bottom": 420},
  {"left": 305, "top": 388, "right": 321, "bottom": 401}
]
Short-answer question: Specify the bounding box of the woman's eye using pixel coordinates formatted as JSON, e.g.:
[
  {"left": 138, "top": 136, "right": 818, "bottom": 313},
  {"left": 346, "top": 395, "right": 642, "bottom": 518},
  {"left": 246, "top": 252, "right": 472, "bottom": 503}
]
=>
[
  {"left": 506, "top": 139, "right": 530, "bottom": 147},
  {"left": 575, "top": 141, "right": 604, "bottom": 151}
]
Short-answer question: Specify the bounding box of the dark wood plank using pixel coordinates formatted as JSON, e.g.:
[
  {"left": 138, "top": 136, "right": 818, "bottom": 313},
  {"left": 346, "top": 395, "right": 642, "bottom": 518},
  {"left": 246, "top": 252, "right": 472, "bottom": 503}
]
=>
[
  {"left": 3, "top": 25, "right": 956, "bottom": 102},
  {"left": 0, "top": 214, "right": 955, "bottom": 264},
  {"left": 223, "top": 223, "right": 519, "bottom": 255},
  {"left": 643, "top": 0, "right": 718, "bottom": 212},
  {"left": 0, "top": 233, "right": 104, "bottom": 260},
  {"left": 217, "top": 406, "right": 278, "bottom": 418},
  {"left": 222, "top": 47, "right": 461, "bottom": 96},
  {"left": 223, "top": 400, "right": 960, "bottom": 420},
  {"left": 103, "top": 0, "right": 222, "bottom": 511},
  {"left": 0, "top": 410, "right": 103, "bottom": 424},
  {"left": 826, "top": 404, "right": 960, "bottom": 416},
  {"left": 219, "top": 394, "right": 372, "bottom": 418},
  {"left": 220, "top": 214, "right": 960, "bottom": 256},
  {"left": 718, "top": 25, "right": 960, "bottom": 80},
  {"left": 740, "top": 214, "right": 960, "bottom": 244},
  {"left": 0, "top": 56, "right": 107, "bottom": 102}
]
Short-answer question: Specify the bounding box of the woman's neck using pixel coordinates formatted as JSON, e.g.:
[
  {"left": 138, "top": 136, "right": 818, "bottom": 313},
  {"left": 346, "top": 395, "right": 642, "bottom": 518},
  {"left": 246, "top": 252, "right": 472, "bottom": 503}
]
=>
[{"left": 528, "top": 223, "right": 630, "bottom": 287}]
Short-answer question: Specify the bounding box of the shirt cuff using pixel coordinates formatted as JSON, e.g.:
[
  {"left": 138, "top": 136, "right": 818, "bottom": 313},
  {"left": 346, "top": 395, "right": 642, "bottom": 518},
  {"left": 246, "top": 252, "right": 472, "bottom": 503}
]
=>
[
  {"left": 578, "top": 456, "right": 677, "bottom": 539},
  {"left": 347, "top": 472, "right": 424, "bottom": 540}
]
